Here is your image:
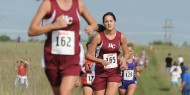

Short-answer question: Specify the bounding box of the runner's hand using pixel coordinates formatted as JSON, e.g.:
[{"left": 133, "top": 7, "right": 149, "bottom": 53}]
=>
[
  {"left": 52, "top": 15, "right": 68, "bottom": 29},
  {"left": 136, "top": 71, "right": 140, "bottom": 78},
  {"left": 84, "top": 25, "right": 94, "bottom": 35},
  {"left": 101, "top": 59, "right": 109, "bottom": 66},
  {"left": 120, "top": 60, "right": 128, "bottom": 70}
]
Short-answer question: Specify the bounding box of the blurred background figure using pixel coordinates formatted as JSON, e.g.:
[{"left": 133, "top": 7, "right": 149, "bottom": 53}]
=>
[
  {"left": 170, "top": 62, "right": 182, "bottom": 85},
  {"left": 170, "top": 67, "right": 180, "bottom": 87},
  {"left": 149, "top": 43, "right": 154, "bottom": 51},
  {"left": 17, "top": 36, "right": 21, "bottom": 43},
  {"left": 180, "top": 65, "right": 190, "bottom": 95},
  {"left": 141, "top": 48, "right": 146, "bottom": 58},
  {"left": 178, "top": 55, "right": 184, "bottom": 66},
  {"left": 139, "top": 48, "right": 149, "bottom": 71},
  {"left": 165, "top": 53, "right": 173, "bottom": 74},
  {"left": 14, "top": 59, "right": 29, "bottom": 88}
]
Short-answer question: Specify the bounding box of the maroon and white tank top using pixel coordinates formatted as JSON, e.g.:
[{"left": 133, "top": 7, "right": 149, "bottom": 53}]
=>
[
  {"left": 42, "top": 0, "right": 81, "bottom": 55},
  {"left": 95, "top": 31, "right": 121, "bottom": 68}
]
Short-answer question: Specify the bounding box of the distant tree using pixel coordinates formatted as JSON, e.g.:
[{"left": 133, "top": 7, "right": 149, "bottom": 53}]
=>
[
  {"left": 183, "top": 41, "right": 188, "bottom": 47},
  {"left": 152, "top": 40, "right": 173, "bottom": 46},
  {"left": 165, "top": 41, "right": 173, "bottom": 46},
  {"left": 0, "top": 35, "right": 11, "bottom": 41},
  {"left": 28, "top": 37, "right": 39, "bottom": 42},
  {"left": 152, "top": 40, "right": 163, "bottom": 45}
]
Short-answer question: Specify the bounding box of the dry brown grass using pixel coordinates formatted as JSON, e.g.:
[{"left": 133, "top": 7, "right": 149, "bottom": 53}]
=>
[{"left": 1, "top": 42, "right": 189, "bottom": 95}]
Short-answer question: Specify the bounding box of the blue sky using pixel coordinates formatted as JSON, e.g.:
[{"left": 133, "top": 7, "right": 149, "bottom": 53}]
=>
[{"left": 0, "top": 0, "right": 190, "bottom": 45}]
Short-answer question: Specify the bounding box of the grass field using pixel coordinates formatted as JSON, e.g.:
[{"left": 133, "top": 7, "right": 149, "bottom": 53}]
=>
[{"left": 0, "top": 42, "right": 189, "bottom": 95}]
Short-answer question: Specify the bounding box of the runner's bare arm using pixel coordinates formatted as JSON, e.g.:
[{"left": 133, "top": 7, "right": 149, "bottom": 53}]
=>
[
  {"left": 28, "top": 1, "right": 51, "bottom": 36},
  {"left": 28, "top": 1, "right": 68, "bottom": 36},
  {"left": 79, "top": 0, "right": 98, "bottom": 34},
  {"left": 85, "top": 34, "right": 100, "bottom": 63},
  {"left": 85, "top": 34, "right": 108, "bottom": 66},
  {"left": 120, "top": 33, "right": 129, "bottom": 69},
  {"left": 121, "top": 33, "right": 129, "bottom": 60}
]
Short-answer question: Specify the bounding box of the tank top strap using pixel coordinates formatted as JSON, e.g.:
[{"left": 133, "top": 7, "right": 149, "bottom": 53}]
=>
[
  {"left": 132, "top": 55, "right": 136, "bottom": 62},
  {"left": 73, "top": 0, "right": 81, "bottom": 15},
  {"left": 99, "top": 32, "right": 105, "bottom": 44},
  {"left": 115, "top": 31, "right": 121, "bottom": 44},
  {"left": 43, "top": 0, "right": 56, "bottom": 19}
]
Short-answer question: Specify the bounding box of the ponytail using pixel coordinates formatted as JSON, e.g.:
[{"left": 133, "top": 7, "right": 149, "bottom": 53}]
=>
[{"left": 97, "top": 24, "right": 105, "bottom": 33}]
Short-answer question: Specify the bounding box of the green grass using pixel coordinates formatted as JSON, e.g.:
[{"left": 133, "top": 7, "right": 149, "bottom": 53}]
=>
[
  {"left": 136, "top": 47, "right": 172, "bottom": 95},
  {"left": 0, "top": 42, "right": 189, "bottom": 95}
]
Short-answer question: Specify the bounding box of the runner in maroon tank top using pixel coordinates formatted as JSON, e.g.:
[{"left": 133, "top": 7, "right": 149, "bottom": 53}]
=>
[
  {"left": 85, "top": 12, "right": 129, "bottom": 95},
  {"left": 28, "top": 0, "right": 98, "bottom": 95}
]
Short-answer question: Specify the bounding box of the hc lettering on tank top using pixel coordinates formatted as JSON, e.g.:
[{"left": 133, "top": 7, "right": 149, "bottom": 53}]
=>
[
  {"left": 108, "top": 43, "right": 116, "bottom": 49},
  {"left": 62, "top": 15, "right": 73, "bottom": 24}
]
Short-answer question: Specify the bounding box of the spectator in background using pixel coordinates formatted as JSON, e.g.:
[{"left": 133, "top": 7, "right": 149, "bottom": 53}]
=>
[
  {"left": 17, "top": 36, "right": 21, "bottom": 43},
  {"left": 165, "top": 53, "right": 173, "bottom": 74},
  {"left": 141, "top": 48, "right": 146, "bottom": 58},
  {"left": 139, "top": 57, "right": 145, "bottom": 72},
  {"left": 178, "top": 55, "right": 184, "bottom": 65},
  {"left": 15, "top": 59, "right": 29, "bottom": 88},
  {"left": 139, "top": 48, "right": 149, "bottom": 70},
  {"left": 170, "top": 62, "right": 182, "bottom": 75},
  {"left": 149, "top": 43, "right": 154, "bottom": 51},
  {"left": 181, "top": 62, "right": 185, "bottom": 77},
  {"left": 170, "top": 62, "right": 182, "bottom": 85},
  {"left": 171, "top": 67, "right": 180, "bottom": 87},
  {"left": 180, "top": 65, "right": 190, "bottom": 95}
]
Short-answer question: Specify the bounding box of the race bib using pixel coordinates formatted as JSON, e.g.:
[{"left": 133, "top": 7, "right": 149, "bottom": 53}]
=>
[
  {"left": 103, "top": 53, "right": 118, "bottom": 69},
  {"left": 123, "top": 70, "right": 134, "bottom": 80},
  {"left": 86, "top": 73, "right": 95, "bottom": 84},
  {"left": 51, "top": 30, "right": 75, "bottom": 55}
]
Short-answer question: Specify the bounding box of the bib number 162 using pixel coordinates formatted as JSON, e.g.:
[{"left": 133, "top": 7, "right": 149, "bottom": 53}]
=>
[
  {"left": 56, "top": 36, "right": 71, "bottom": 47},
  {"left": 51, "top": 30, "right": 75, "bottom": 55}
]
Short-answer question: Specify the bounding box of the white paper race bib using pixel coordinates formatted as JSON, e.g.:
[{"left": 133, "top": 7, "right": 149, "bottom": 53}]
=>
[
  {"left": 51, "top": 30, "right": 75, "bottom": 55},
  {"left": 86, "top": 73, "right": 95, "bottom": 84},
  {"left": 123, "top": 70, "right": 134, "bottom": 80},
  {"left": 103, "top": 53, "right": 118, "bottom": 69}
]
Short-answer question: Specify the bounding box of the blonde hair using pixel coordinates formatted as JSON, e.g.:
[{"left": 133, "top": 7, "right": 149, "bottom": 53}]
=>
[{"left": 127, "top": 43, "right": 134, "bottom": 49}]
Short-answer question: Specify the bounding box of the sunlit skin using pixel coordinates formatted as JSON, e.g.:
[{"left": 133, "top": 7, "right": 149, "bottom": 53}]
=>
[{"left": 104, "top": 15, "right": 116, "bottom": 32}]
